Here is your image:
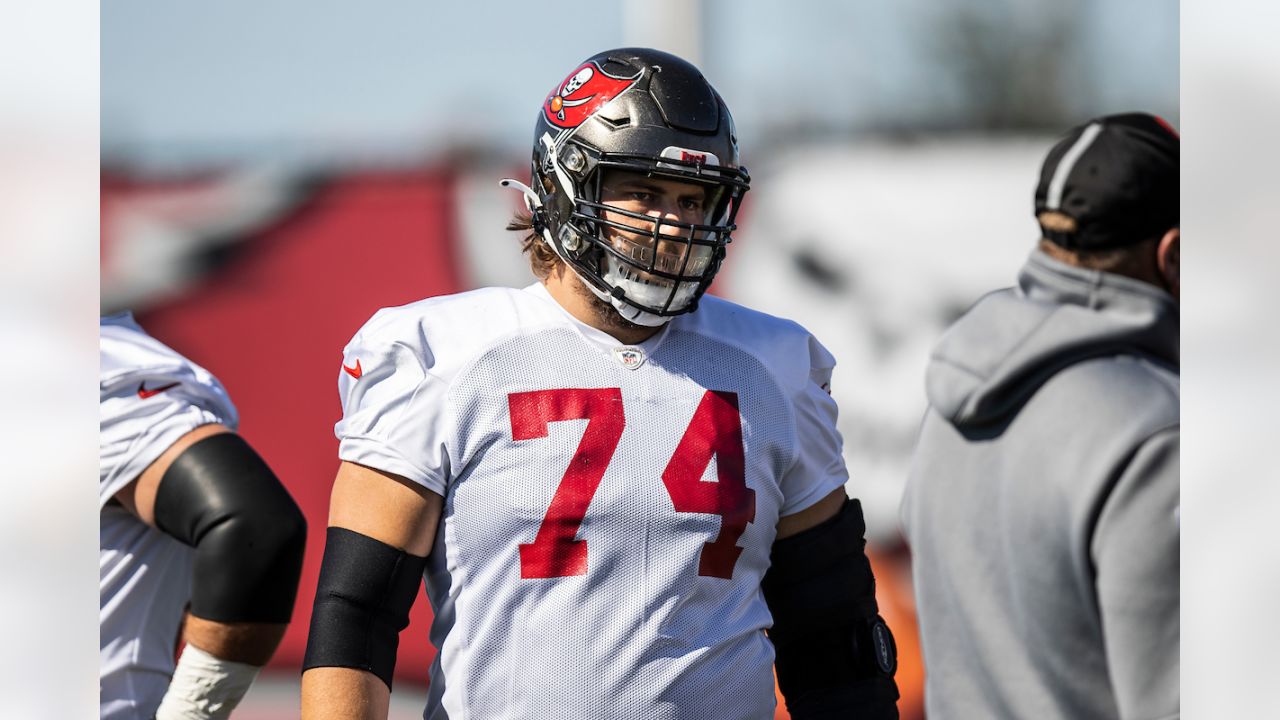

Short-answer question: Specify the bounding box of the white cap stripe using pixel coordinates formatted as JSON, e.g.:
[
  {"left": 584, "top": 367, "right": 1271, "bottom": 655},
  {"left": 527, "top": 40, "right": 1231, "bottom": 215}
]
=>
[{"left": 1046, "top": 122, "right": 1103, "bottom": 210}]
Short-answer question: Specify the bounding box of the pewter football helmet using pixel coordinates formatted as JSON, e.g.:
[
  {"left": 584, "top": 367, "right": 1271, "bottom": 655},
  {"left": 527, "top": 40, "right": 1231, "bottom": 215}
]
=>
[{"left": 504, "top": 48, "right": 750, "bottom": 325}]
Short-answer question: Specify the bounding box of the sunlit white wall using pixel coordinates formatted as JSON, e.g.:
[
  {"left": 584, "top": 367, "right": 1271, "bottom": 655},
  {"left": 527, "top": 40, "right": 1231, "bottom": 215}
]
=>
[{"left": 0, "top": 0, "right": 99, "bottom": 718}]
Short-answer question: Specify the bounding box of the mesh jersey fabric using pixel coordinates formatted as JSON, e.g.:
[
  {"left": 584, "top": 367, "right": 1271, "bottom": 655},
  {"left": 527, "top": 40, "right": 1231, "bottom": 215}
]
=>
[
  {"left": 335, "top": 284, "right": 847, "bottom": 720},
  {"left": 99, "top": 313, "right": 239, "bottom": 720}
]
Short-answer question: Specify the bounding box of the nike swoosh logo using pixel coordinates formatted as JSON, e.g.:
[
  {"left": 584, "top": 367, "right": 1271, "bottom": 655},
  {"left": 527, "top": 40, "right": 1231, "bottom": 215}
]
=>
[
  {"left": 137, "top": 381, "right": 180, "bottom": 399},
  {"left": 343, "top": 359, "right": 363, "bottom": 379}
]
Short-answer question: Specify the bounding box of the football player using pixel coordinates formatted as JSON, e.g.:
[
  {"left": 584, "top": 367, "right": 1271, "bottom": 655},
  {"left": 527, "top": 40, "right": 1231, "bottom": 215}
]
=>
[
  {"left": 301, "top": 48, "right": 899, "bottom": 720},
  {"left": 100, "top": 313, "right": 306, "bottom": 720}
]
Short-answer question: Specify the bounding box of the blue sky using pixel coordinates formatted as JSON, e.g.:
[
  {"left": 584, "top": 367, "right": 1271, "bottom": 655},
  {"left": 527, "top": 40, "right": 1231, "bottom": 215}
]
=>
[{"left": 102, "top": 0, "right": 1178, "bottom": 169}]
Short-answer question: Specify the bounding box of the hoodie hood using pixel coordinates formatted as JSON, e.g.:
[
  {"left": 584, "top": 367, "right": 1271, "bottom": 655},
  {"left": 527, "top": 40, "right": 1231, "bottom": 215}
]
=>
[{"left": 926, "top": 249, "right": 1179, "bottom": 428}]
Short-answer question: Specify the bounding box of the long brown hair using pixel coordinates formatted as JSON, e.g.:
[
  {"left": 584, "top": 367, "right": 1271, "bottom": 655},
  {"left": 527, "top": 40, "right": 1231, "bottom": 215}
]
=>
[{"left": 507, "top": 210, "right": 562, "bottom": 281}]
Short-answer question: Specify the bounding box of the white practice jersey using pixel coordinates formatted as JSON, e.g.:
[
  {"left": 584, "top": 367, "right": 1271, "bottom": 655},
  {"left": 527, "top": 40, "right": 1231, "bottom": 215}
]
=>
[
  {"left": 336, "top": 284, "right": 848, "bottom": 720},
  {"left": 100, "top": 313, "right": 239, "bottom": 720}
]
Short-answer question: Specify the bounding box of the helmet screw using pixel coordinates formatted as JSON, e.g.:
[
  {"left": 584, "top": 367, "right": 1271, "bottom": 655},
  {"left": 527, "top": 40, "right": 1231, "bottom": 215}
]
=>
[
  {"left": 562, "top": 229, "right": 582, "bottom": 251},
  {"left": 563, "top": 145, "right": 586, "bottom": 173}
]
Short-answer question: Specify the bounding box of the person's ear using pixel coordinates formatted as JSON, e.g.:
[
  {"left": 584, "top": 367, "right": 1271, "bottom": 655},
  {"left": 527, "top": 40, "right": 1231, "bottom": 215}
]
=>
[{"left": 1156, "top": 228, "right": 1179, "bottom": 299}]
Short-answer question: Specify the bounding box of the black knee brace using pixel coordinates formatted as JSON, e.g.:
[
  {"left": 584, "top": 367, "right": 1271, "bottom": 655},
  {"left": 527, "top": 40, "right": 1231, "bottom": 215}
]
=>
[
  {"left": 154, "top": 432, "right": 307, "bottom": 624},
  {"left": 762, "top": 498, "right": 899, "bottom": 719},
  {"left": 302, "top": 527, "right": 428, "bottom": 690}
]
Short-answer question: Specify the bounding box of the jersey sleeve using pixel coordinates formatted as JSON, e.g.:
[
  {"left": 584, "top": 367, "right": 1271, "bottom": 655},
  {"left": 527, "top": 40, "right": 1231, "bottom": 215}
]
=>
[
  {"left": 334, "top": 319, "right": 451, "bottom": 497},
  {"left": 777, "top": 332, "right": 849, "bottom": 516},
  {"left": 99, "top": 356, "right": 238, "bottom": 510}
]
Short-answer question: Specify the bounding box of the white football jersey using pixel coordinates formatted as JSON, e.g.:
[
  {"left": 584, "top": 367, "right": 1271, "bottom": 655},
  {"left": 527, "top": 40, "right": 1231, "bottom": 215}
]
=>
[
  {"left": 336, "top": 284, "right": 847, "bottom": 720},
  {"left": 99, "top": 313, "right": 239, "bottom": 720}
]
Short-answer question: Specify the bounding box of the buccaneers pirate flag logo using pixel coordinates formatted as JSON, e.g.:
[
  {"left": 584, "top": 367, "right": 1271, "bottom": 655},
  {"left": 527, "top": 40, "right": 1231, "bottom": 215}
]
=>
[{"left": 544, "top": 61, "right": 642, "bottom": 129}]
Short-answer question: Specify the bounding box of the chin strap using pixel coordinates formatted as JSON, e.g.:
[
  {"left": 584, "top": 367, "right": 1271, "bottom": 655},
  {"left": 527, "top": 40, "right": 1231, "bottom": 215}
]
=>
[
  {"left": 613, "top": 298, "right": 669, "bottom": 327},
  {"left": 498, "top": 178, "right": 542, "bottom": 211},
  {"left": 499, "top": 177, "right": 553, "bottom": 238}
]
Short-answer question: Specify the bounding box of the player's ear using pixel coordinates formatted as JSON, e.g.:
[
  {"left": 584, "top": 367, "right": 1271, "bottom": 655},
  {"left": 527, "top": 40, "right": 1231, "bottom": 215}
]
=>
[{"left": 1156, "top": 228, "right": 1179, "bottom": 300}]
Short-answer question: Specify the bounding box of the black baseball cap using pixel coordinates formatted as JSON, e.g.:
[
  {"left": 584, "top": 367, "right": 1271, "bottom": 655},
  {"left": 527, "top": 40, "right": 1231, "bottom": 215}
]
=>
[{"left": 1034, "top": 112, "right": 1179, "bottom": 250}]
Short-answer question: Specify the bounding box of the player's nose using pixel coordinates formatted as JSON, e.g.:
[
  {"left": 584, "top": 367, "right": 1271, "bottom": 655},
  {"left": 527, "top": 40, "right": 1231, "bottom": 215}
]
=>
[
  {"left": 645, "top": 198, "right": 682, "bottom": 222},
  {"left": 648, "top": 201, "right": 695, "bottom": 237}
]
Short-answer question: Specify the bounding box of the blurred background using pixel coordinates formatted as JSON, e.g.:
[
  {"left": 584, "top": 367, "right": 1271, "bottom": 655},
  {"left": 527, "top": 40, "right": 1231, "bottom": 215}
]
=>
[{"left": 93, "top": 1, "right": 1180, "bottom": 718}]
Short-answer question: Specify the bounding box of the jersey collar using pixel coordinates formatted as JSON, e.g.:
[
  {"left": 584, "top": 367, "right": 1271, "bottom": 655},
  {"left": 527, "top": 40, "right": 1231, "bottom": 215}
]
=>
[{"left": 523, "top": 282, "right": 674, "bottom": 357}]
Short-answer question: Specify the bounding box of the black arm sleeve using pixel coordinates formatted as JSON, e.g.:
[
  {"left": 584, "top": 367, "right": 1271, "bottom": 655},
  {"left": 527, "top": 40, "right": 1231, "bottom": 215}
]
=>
[
  {"left": 762, "top": 498, "right": 900, "bottom": 719},
  {"left": 302, "top": 527, "right": 428, "bottom": 690},
  {"left": 154, "top": 432, "right": 307, "bottom": 624}
]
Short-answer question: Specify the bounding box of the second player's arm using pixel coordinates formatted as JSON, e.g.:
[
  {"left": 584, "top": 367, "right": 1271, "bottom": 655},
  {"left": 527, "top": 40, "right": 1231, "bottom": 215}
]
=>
[
  {"left": 301, "top": 461, "right": 444, "bottom": 720},
  {"left": 115, "top": 423, "right": 308, "bottom": 717}
]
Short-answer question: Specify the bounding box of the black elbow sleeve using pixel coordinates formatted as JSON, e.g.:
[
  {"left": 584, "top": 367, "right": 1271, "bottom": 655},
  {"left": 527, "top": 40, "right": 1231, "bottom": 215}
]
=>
[
  {"left": 154, "top": 432, "right": 307, "bottom": 624},
  {"left": 302, "top": 527, "right": 427, "bottom": 690},
  {"left": 762, "top": 498, "right": 899, "bottom": 719}
]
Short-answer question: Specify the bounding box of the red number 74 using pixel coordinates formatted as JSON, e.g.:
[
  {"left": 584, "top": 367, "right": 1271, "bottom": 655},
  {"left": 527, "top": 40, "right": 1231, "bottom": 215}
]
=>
[{"left": 508, "top": 388, "right": 756, "bottom": 580}]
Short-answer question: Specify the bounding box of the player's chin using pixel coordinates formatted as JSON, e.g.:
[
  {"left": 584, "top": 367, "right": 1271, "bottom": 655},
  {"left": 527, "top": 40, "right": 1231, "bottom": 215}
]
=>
[{"left": 593, "top": 294, "right": 649, "bottom": 331}]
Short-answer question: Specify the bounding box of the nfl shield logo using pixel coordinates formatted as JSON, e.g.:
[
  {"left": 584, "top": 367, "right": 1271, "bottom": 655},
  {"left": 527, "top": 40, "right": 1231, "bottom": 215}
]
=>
[{"left": 612, "top": 346, "right": 646, "bottom": 370}]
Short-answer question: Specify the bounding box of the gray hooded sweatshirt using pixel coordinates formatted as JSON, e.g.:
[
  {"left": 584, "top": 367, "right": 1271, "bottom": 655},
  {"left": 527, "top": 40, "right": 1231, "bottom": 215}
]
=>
[{"left": 901, "top": 250, "right": 1179, "bottom": 720}]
